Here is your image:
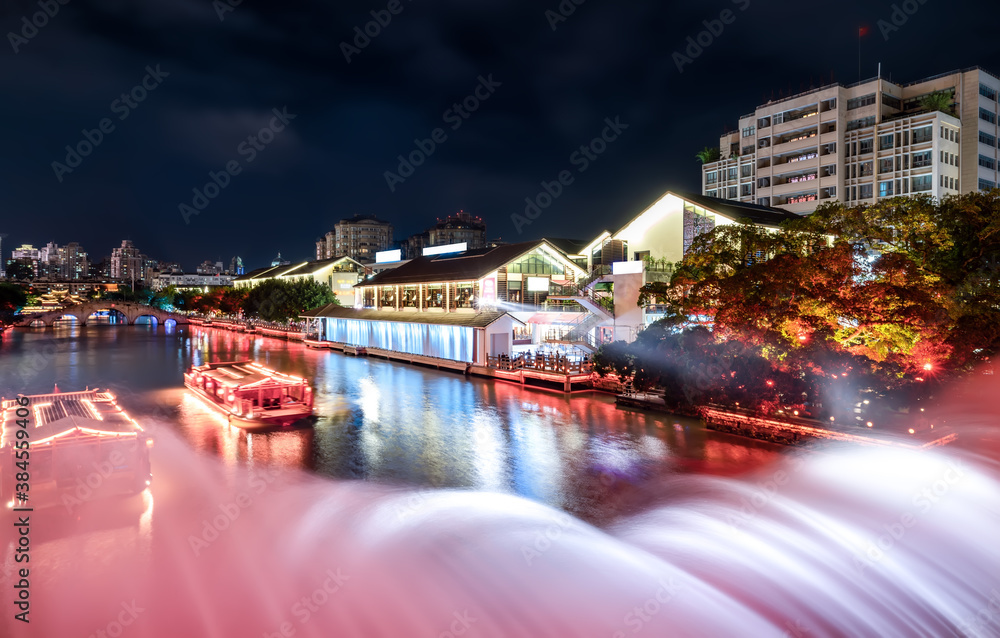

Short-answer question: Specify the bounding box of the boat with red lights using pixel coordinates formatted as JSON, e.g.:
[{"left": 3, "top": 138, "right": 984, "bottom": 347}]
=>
[
  {"left": 0, "top": 388, "right": 152, "bottom": 508},
  {"left": 183, "top": 360, "right": 314, "bottom": 430}
]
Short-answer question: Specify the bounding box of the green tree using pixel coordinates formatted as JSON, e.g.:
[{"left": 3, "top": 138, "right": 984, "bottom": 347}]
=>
[
  {"left": 241, "top": 279, "right": 338, "bottom": 323},
  {"left": 695, "top": 146, "right": 720, "bottom": 164},
  {"left": 0, "top": 282, "right": 28, "bottom": 322},
  {"left": 919, "top": 90, "right": 954, "bottom": 115}
]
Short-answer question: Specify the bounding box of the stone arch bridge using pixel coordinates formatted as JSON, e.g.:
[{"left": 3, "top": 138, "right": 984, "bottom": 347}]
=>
[{"left": 15, "top": 302, "right": 190, "bottom": 327}]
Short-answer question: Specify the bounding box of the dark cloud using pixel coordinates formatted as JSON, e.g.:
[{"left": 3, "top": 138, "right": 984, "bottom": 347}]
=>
[{"left": 0, "top": 0, "right": 996, "bottom": 269}]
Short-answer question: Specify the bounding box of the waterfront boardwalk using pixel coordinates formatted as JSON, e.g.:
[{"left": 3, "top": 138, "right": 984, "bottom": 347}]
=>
[{"left": 699, "top": 405, "right": 956, "bottom": 449}]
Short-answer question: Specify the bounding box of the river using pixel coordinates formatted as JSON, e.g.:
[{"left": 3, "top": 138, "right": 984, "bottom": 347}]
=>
[{"left": 0, "top": 322, "right": 780, "bottom": 522}]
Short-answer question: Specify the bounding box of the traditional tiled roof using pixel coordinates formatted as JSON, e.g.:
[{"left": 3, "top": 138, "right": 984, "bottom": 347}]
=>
[
  {"left": 355, "top": 240, "right": 575, "bottom": 287},
  {"left": 300, "top": 305, "right": 522, "bottom": 328}
]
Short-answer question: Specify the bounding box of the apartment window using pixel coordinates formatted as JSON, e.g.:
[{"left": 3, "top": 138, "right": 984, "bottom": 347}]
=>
[
  {"left": 859, "top": 184, "right": 873, "bottom": 199},
  {"left": 742, "top": 145, "right": 755, "bottom": 156},
  {"left": 981, "top": 131, "right": 997, "bottom": 147},
  {"left": 851, "top": 186, "right": 857, "bottom": 201},
  {"left": 741, "top": 164, "right": 753, "bottom": 178},
  {"left": 727, "top": 168, "right": 738, "bottom": 180},
  {"left": 882, "top": 93, "right": 902, "bottom": 110},
  {"left": 912, "top": 175, "right": 932, "bottom": 192},
  {"left": 879, "top": 181, "right": 894, "bottom": 197},
  {"left": 847, "top": 93, "right": 876, "bottom": 110},
  {"left": 742, "top": 126, "right": 756, "bottom": 137},
  {"left": 912, "top": 126, "right": 933, "bottom": 144},
  {"left": 727, "top": 187, "right": 738, "bottom": 199},
  {"left": 757, "top": 117, "right": 771, "bottom": 129},
  {"left": 878, "top": 134, "right": 893, "bottom": 151},
  {"left": 860, "top": 161, "right": 873, "bottom": 176},
  {"left": 878, "top": 158, "right": 894, "bottom": 174},
  {"left": 707, "top": 189, "right": 717, "bottom": 197},
  {"left": 859, "top": 139, "right": 874, "bottom": 154},
  {"left": 705, "top": 171, "right": 717, "bottom": 184},
  {"left": 758, "top": 197, "right": 770, "bottom": 206},
  {"left": 979, "top": 155, "right": 997, "bottom": 170},
  {"left": 951, "top": 177, "right": 957, "bottom": 190},
  {"left": 912, "top": 151, "right": 932, "bottom": 168},
  {"left": 851, "top": 164, "right": 857, "bottom": 178},
  {"left": 741, "top": 184, "right": 753, "bottom": 196},
  {"left": 847, "top": 116, "right": 876, "bottom": 131},
  {"left": 980, "top": 178, "right": 997, "bottom": 191},
  {"left": 980, "top": 108, "right": 997, "bottom": 125},
  {"left": 981, "top": 84, "right": 998, "bottom": 101}
]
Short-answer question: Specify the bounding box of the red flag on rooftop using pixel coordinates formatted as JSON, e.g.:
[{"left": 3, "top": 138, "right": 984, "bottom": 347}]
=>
[{"left": 53, "top": 383, "right": 60, "bottom": 393}]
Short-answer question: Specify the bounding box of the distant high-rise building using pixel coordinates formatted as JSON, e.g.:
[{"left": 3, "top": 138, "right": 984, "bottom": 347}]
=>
[
  {"left": 400, "top": 231, "right": 429, "bottom": 260},
  {"left": 110, "top": 240, "right": 148, "bottom": 283},
  {"left": 197, "top": 260, "right": 223, "bottom": 275},
  {"left": 11, "top": 244, "right": 41, "bottom": 277},
  {"left": 427, "top": 210, "right": 486, "bottom": 249},
  {"left": 317, "top": 214, "right": 393, "bottom": 263},
  {"left": 58, "top": 242, "right": 89, "bottom": 280},
  {"left": 701, "top": 66, "right": 1000, "bottom": 214}
]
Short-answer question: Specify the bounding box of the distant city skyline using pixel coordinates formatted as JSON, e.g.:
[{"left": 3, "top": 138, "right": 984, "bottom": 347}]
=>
[{"left": 2, "top": 1, "right": 998, "bottom": 270}]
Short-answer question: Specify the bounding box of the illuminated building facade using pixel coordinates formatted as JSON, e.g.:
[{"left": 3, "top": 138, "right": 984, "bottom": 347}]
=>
[
  {"left": 703, "top": 66, "right": 1000, "bottom": 213},
  {"left": 233, "top": 255, "right": 366, "bottom": 306}
]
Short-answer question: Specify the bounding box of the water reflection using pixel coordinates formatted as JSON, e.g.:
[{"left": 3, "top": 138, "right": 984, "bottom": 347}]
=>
[{"left": 0, "top": 325, "right": 782, "bottom": 519}]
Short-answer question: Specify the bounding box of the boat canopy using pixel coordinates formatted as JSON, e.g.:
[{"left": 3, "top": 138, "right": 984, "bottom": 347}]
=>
[{"left": 1, "top": 390, "right": 142, "bottom": 448}]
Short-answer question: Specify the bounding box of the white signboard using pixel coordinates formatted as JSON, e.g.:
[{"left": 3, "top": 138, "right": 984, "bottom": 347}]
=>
[
  {"left": 375, "top": 249, "right": 402, "bottom": 263},
  {"left": 422, "top": 242, "right": 467, "bottom": 256}
]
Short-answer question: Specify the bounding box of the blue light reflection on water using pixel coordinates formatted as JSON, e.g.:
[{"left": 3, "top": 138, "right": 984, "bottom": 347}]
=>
[{"left": 0, "top": 325, "right": 781, "bottom": 519}]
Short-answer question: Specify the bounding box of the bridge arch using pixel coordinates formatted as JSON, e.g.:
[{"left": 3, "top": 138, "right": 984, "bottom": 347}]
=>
[{"left": 15, "top": 301, "right": 190, "bottom": 329}]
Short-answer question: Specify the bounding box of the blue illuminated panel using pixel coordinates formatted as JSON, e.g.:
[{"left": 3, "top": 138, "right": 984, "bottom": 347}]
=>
[{"left": 324, "top": 318, "right": 473, "bottom": 362}]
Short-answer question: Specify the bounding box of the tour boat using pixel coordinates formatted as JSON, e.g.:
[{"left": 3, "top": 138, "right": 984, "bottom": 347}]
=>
[
  {"left": 0, "top": 388, "right": 152, "bottom": 508},
  {"left": 183, "top": 361, "right": 314, "bottom": 430}
]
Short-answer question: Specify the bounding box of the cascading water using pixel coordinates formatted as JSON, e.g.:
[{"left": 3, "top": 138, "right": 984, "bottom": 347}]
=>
[{"left": 2, "top": 335, "right": 999, "bottom": 637}]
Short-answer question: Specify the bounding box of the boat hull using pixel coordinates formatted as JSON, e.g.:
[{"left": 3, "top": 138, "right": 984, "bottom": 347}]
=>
[{"left": 184, "top": 382, "right": 312, "bottom": 430}]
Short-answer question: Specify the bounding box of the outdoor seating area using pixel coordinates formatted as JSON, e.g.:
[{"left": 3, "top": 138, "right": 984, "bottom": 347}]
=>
[{"left": 487, "top": 351, "right": 593, "bottom": 374}]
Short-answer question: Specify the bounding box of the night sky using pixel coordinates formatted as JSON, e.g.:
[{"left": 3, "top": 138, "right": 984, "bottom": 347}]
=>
[{"left": 2, "top": 0, "right": 998, "bottom": 271}]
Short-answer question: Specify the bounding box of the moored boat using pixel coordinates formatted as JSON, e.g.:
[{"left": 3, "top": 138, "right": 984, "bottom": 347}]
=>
[
  {"left": 0, "top": 388, "right": 152, "bottom": 508},
  {"left": 183, "top": 361, "right": 314, "bottom": 430}
]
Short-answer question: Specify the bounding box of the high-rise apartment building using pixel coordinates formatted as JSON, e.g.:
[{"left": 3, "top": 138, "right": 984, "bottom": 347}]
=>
[
  {"left": 316, "top": 215, "right": 393, "bottom": 263},
  {"left": 427, "top": 210, "right": 487, "bottom": 249},
  {"left": 110, "top": 240, "right": 147, "bottom": 283},
  {"left": 702, "top": 66, "right": 1000, "bottom": 214},
  {"left": 58, "top": 242, "right": 89, "bottom": 280}
]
